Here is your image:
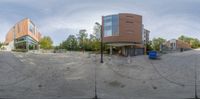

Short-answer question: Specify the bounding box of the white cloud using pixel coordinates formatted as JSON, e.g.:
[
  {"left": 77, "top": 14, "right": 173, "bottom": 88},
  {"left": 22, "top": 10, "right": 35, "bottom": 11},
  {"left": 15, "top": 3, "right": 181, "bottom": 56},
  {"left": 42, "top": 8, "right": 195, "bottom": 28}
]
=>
[{"left": 144, "top": 14, "right": 200, "bottom": 40}]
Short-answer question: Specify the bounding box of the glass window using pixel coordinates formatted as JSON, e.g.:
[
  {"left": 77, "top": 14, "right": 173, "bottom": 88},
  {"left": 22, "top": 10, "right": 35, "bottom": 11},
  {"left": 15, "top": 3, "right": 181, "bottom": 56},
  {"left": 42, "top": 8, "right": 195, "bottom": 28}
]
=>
[
  {"left": 103, "top": 15, "right": 119, "bottom": 37},
  {"left": 104, "top": 16, "right": 112, "bottom": 22},
  {"left": 104, "top": 26, "right": 112, "bottom": 30},
  {"left": 29, "top": 22, "right": 35, "bottom": 34},
  {"left": 103, "top": 16, "right": 112, "bottom": 37},
  {"left": 104, "top": 21, "right": 112, "bottom": 26},
  {"left": 112, "top": 15, "right": 119, "bottom": 36},
  {"left": 104, "top": 29, "right": 112, "bottom": 37}
]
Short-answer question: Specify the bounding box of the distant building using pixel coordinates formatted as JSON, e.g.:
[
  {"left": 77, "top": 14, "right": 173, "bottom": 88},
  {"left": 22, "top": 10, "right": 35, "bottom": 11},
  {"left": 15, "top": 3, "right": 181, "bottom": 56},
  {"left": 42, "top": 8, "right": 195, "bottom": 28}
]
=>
[
  {"left": 93, "top": 23, "right": 101, "bottom": 39},
  {"left": 4, "top": 18, "right": 42, "bottom": 51},
  {"left": 143, "top": 28, "right": 150, "bottom": 45},
  {"left": 102, "top": 13, "right": 149, "bottom": 56},
  {"left": 164, "top": 39, "right": 191, "bottom": 51}
]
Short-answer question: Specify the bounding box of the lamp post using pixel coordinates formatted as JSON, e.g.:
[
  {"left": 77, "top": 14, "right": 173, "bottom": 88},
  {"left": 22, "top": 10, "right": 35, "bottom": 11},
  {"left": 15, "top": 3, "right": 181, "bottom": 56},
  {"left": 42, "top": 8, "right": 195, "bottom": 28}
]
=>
[
  {"left": 95, "top": 22, "right": 103, "bottom": 63},
  {"left": 100, "top": 26, "right": 103, "bottom": 63},
  {"left": 194, "top": 57, "right": 199, "bottom": 99}
]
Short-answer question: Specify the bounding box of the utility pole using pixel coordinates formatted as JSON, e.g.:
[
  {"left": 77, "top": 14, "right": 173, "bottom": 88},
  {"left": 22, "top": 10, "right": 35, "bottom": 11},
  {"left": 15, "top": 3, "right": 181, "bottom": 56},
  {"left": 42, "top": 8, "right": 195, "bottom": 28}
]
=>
[
  {"left": 195, "top": 56, "right": 199, "bottom": 99},
  {"left": 13, "top": 26, "right": 16, "bottom": 50},
  {"left": 96, "top": 22, "right": 103, "bottom": 63},
  {"left": 93, "top": 22, "right": 102, "bottom": 99},
  {"left": 93, "top": 60, "right": 98, "bottom": 99}
]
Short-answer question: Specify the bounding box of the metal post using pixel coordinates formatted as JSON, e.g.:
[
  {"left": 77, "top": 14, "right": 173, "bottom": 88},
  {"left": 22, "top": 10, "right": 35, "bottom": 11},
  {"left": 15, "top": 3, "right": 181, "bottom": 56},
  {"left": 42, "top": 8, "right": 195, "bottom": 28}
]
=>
[
  {"left": 13, "top": 26, "right": 16, "bottom": 50},
  {"left": 26, "top": 42, "right": 29, "bottom": 51},
  {"left": 195, "top": 60, "right": 198, "bottom": 99},
  {"left": 100, "top": 25, "right": 103, "bottom": 63},
  {"left": 93, "top": 60, "right": 98, "bottom": 99}
]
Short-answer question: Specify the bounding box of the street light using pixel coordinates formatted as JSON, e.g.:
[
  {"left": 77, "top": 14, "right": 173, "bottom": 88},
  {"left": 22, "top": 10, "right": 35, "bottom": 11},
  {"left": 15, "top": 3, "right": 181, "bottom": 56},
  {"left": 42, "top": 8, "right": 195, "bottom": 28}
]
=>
[
  {"left": 95, "top": 22, "right": 103, "bottom": 63},
  {"left": 97, "top": 22, "right": 103, "bottom": 63},
  {"left": 194, "top": 55, "right": 199, "bottom": 99}
]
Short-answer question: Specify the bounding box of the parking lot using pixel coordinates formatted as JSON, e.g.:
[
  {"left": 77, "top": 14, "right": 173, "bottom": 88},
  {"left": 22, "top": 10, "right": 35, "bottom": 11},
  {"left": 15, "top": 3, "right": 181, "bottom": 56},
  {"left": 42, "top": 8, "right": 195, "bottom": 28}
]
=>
[{"left": 0, "top": 49, "right": 200, "bottom": 99}]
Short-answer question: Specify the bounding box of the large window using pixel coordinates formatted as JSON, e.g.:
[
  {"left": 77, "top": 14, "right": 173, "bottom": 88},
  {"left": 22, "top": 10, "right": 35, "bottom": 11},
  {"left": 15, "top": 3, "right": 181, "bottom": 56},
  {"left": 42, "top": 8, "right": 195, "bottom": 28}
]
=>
[
  {"left": 29, "top": 22, "right": 35, "bottom": 34},
  {"left": 26, "top": 36, "right": 38, "bottom": 45},
  {"left": 103, "top": 15, "right": 119, "bottom": 37},
  {"left": 15, "top": 35, "right": 38, "bottom": 50},
  {"left": 112, "top": 15, "right": 119, "bottom": 36},
  {"left": 104, "top": 16, "right": 112, "bottom": 37}
]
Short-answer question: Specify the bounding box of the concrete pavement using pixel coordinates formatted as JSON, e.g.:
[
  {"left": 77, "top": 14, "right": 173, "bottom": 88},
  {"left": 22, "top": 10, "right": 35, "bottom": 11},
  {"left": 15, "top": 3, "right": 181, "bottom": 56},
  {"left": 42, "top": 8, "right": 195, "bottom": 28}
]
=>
[{"left": 0, "top": 50, "right": 200, "bottom": 99}]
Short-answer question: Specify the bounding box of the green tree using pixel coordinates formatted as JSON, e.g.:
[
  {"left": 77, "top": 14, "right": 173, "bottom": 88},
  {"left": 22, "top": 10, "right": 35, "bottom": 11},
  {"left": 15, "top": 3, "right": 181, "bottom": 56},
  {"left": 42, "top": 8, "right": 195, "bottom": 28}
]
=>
[
  {"left": 77, "top": 29, "right": 88, "bottom": 51},
  {"left": 88, "top": 34, "right": 100, "bottom": 51},
  {"left": 178, "top": 35, "right": 200, "bottom": 48},
  {"left": 152, "top": 37, "right": 166, "bottom": 51},
  {"left": 57, "top": 24, "right": 102, "bottom": 52},
  {"left": 63, "top": 35, "right": 78, "bottom": 50},
  {"left": 59, "top": 41, "right": 67, "bottom": 49},
  {"left": 0, "top": 42, "right": 3, "bottom": 48},
  {"left": 145, "top": 41, "right": 153, "bottom": 51},
  {"left": 93, "top": 22, "right": 101, "bottom": 40},
  {"left": 190, "top": 39, "right": 200, "bottom": 48},
  {"left": 178, "top": 35, "right": 191, "bottom": 44},
  {"left": 54, "top": 46, "right": 60, "bottom": 50},
  {"left": 39, "top": 36, "right": 53, "bottom": 49},
  {"left": 91, "top": 22, "right": 101, "bottom": 51},
  {"left": 178, "top": 35, "right": 185, "bottom": 41}
]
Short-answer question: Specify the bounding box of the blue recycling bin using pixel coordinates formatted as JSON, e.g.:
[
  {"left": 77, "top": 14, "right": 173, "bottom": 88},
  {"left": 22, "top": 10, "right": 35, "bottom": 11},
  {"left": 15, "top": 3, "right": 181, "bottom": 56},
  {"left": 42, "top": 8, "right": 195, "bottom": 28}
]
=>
[{"left": 149, "top": 51, "right": 157, "bottom": 59}]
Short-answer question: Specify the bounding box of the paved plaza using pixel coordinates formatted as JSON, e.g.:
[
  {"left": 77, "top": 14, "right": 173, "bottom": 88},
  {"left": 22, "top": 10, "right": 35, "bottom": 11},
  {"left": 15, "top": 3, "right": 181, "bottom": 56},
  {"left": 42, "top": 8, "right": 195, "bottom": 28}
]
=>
[{"left": 0, "top": 49, "right": 200, "bottom": 99}]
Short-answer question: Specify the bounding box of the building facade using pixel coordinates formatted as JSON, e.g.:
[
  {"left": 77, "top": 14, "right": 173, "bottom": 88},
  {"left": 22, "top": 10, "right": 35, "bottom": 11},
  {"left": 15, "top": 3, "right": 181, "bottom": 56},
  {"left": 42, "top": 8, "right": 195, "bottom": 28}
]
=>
[
  {"left": 143, "top": 29, "right": 150, "bottom": 45},
  {"left": 164, "top": 39, "right": 191, "bottom": 51},
  {"left": 4, "top": 18, "right": 41, "bottom": 51},
  {"left": 102, "top": 13, "right": 148, "bottom": 56}
]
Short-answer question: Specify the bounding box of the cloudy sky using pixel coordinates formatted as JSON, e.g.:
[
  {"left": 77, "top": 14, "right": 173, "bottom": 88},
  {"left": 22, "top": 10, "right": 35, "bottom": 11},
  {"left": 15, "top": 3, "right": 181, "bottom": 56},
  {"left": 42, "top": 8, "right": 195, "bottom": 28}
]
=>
[{"left": 0, "top": 0, "right": 199, "bottom": 45}]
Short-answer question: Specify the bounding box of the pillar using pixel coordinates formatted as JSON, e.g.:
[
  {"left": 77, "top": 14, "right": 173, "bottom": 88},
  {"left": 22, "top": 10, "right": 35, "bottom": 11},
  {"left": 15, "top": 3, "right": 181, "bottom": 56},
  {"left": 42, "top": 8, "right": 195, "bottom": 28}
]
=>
[
  {"left": 110, "top": 46, "right": 112, "bottom": 55},
  {"left": 144, "top": 46, "right": 147, "bottom": 55},
  {"left": 26, "top": 41, "right": 29, "bottom": 51},
  {"left": 33, "top": 45, "right": 35, "bottom": 50}
]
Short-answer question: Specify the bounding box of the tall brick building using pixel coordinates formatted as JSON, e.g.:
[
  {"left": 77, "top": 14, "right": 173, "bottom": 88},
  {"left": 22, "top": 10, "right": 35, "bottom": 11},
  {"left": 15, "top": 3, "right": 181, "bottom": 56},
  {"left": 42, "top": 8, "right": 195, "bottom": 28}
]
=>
[
  {"left": 4, "top": 18, "right": 42, "bottom": 51},
  {"left": 102, "top": 13, "right": 149, "bottom": 56}
]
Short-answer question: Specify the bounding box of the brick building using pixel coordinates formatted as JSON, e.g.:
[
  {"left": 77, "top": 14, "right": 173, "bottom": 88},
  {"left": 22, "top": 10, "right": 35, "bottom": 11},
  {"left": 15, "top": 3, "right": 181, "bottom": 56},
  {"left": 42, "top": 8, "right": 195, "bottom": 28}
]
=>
[
  {"left": 102, "top": 13, "right": 149, "bottom": 56},
  {"left": 164, "top": 39, "right": 191, "bottom": 51},
  {"left": 4, "top": 18, "right": 42, "bottom": 51}
]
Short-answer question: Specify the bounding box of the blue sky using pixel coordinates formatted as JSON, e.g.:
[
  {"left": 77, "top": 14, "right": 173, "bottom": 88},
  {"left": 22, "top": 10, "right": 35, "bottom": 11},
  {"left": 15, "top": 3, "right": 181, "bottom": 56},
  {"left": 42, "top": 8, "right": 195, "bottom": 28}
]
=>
[{"left": 0, "top": 0, "right": 199, "bottom": 45}]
